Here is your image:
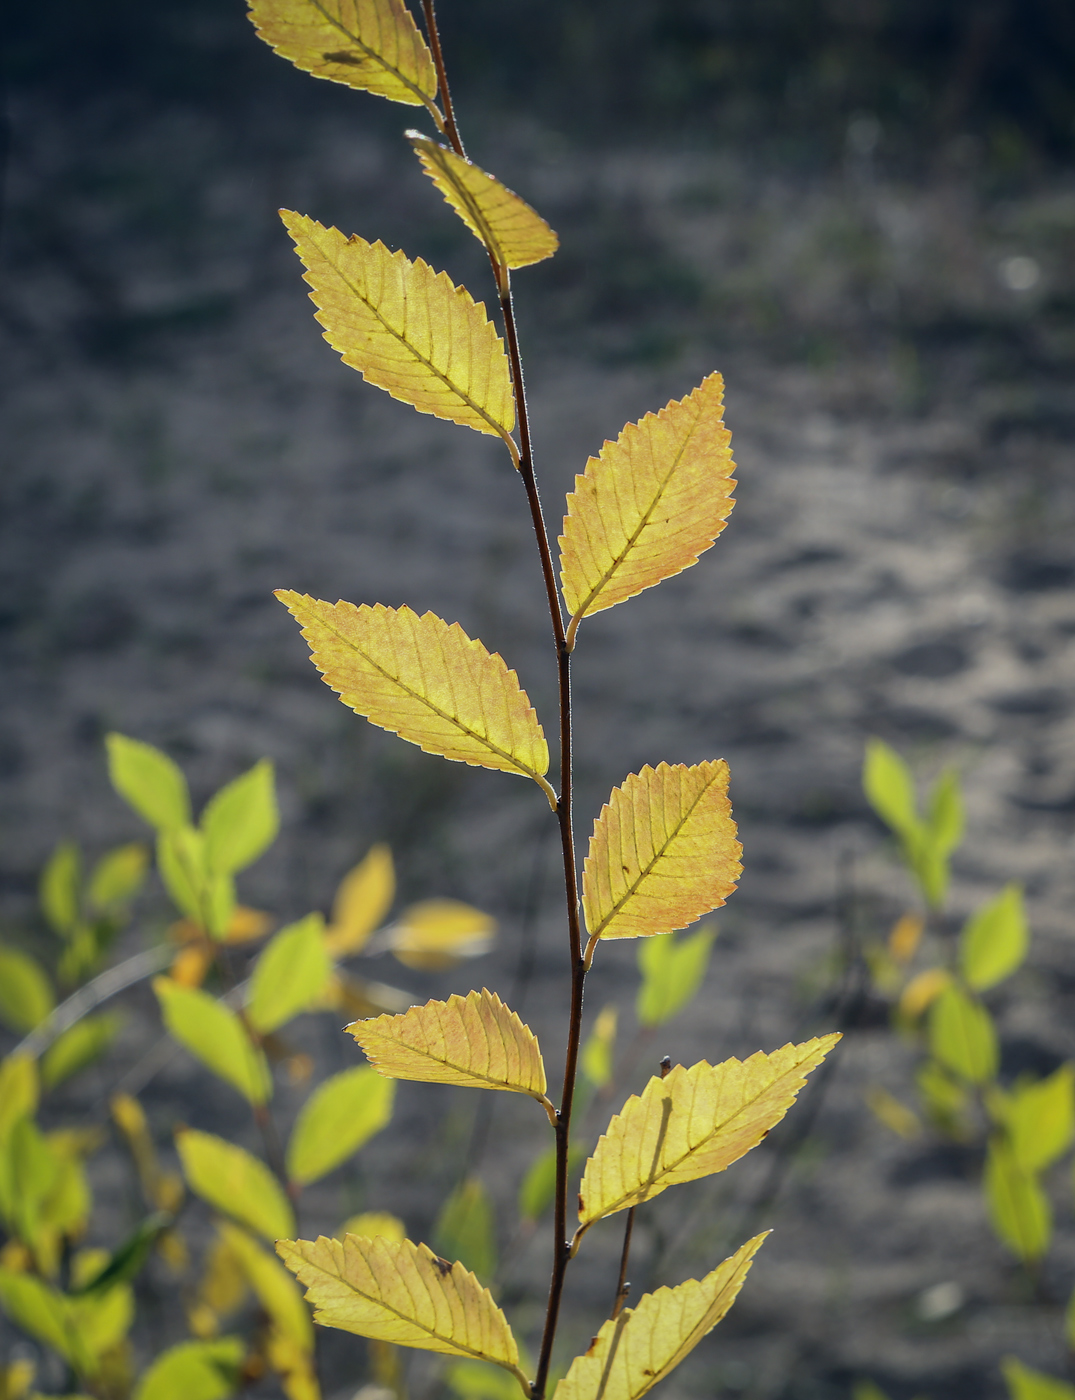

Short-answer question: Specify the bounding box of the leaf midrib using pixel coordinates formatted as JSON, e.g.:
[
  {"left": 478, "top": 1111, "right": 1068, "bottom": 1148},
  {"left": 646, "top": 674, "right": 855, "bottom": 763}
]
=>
[{"left": 308, "top": 0, "right": 433, "bottom": 107}]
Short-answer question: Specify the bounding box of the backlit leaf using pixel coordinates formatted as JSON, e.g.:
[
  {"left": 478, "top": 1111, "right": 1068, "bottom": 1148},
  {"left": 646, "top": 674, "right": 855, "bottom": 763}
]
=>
[
  {"left": 447, "top": 1360, "right": 523, "bottom": 1400},
  {"left": 862, "top": 739, "right": 919, "bottom": 843},
  {"left": 277, "top": 595, "right": 550, "bottom": 798},
  {"left": 348, "top": 989, "right": 547, "bottom": 1103},
  {"left": 201, "top": 760, "right": 279, "bottom": 876},
  {"left": 636, "top": 926, "right": 715, "bottom": 1028},
  {"left": 133, "top": 1337, "right": 245, "bottom": 1400},
  {"left": 248, "top": 0, "right": 436, "bottom": 106},
  {"left": 0, "top": 949, "right": 54, "bottom": 1034},
  {"left": 580, "top": 1006, "right": 618, "bottom": 1090},
  {"left": 0, "top": 1057, "right": 39, "bottom": 1142},
  {"left": 887, "top": 912, "right": 924, "bottom": 965},
  {"left": 865, "top": 1086, "right": 921, "bottom": 1139},
  {"left": 219, "top": 1222, "right": 313, "bottom": 1350},
  {"left": 928, "top": 985, "right": 997, "bottom": 1085},
  {"left": 960, "top": 885, "right": 1028, "bottom": 992},
  {"left": 408, "top": 133, "right": 558, "bottom": 271},
  {"left": 324, "top": 845, "right": 395, "bottom": 956},
  {"left": 106, "top": 733, "right": 191, "bottom": 833},
  {"left": 434, "top": 1178, "right": 496, "bottom": 1284},
  {"left": 286, "top": 1065, "right": 395, "bottom": 1185},
  {"left": 157, "top": 827, "right": 236, "bottom": 938},
  {"left": 277, "top": 1233, "right": 522, "bottom": 1374},
  {"left": 582, "top": 762, "right": 741, "bottom": 945},
  {"left": 247, "top": 914, "right": 332, "bottom": 1034},
  {"left": 153, "top": 978, "right": 272, "bottom": 1104},
  {"left": 42, "top": 1015, "right": 122, "bottom": 1090},
  {"left": 897, "top": 968, "right": 950, "bottom": 1021},
  {"left": 39, "top": 842, "right": 81, "bottom": 936},
  {"left": 560, "top": 375, "right": 735, "bottom": 641},
  {"left": 387, "top": 899, "right": 496, "bottom": 970},
  {"left": 338, "top": 1212, "right": 405, "bottom": 1244},
  {"left": 177, "top": 1129, "right": 295, "bottom": 1241},
  {"left": 553, "top": 1234, "right": 766, "bottom": 1400},
  {"left": 88, "top": 844, "right": 149, "bottom": 912},
  {"left": 1002, "top": 1358, "right": 1075, "bottom": 1400},
  {"left": 985, "top": 1140, "right": 1051, "bottom": 1262},
  {"left": 281, "top": 214, "right": 515, "bottom": 440},
  {"left": 1006, "top": 1065, "right": 1074, "bottom": 1173},
  {"left": 0, "top": 1270, "right": 92, "bottom": 1374},
  {"left": 578, "top": 1037, "right": 839, "bottom": 1229},
  {"left": 918, "top": 767, "right": 963, "bottom": 905}
]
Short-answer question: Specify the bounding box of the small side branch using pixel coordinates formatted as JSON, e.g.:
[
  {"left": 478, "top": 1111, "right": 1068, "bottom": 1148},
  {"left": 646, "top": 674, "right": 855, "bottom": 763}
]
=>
[{"left": 610, "top": 1208, "right": 636, "bottom": 1321}]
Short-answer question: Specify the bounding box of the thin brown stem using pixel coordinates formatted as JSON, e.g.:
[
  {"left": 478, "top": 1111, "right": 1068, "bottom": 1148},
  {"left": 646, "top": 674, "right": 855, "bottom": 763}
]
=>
[
  {"left": 609, "top": 1208, "right": 635, "bottom": 1322},
  {"left": 421, "top": 0, "right": 465, "bottom": 158}
]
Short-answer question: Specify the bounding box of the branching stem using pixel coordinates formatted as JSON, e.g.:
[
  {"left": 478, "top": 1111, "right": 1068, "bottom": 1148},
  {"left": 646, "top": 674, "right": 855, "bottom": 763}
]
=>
[{"left": 610, "top": 1208, "right": 635, "bottom": 1321}]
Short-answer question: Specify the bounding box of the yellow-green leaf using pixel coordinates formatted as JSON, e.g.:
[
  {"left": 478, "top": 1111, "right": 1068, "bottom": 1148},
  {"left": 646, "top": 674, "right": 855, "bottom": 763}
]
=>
[
  {"left": 434, "top": 1178, "right": 496, "bottom": 1284},
  {"left": 552, "top": 1234, "right": 766, "bottom": 1400},
  {"left": 387, "top": 899, "right": 496, "bottom": 970},
  {"left": 960, "top": 884, "right": 1028, "bottom": 992},
  {"left": 247, "top": 913, "right": 332, "bottom": 1034},
  {"left": 106, "top": 733, "right": 191, "bottom": 833},
  {"left": 578, "top": 1037, "right": 839, "bottom": 1229},
  {"left": 580, "top": 1005, "right": 618, "bottom": 1090},
  {"left": 0, "top": 1056, "right": 39, "bottom": 1142},
  {"left": 133, "top": 1337, "right": 245, "bottom": 1400},
  {"left": 348, "top": 989, "right": 547, "bottom": 1103},
  {"left": 0, "top": 948, "right": 54, "bottom": 1034},
  {"left": 408, "top": 133, "right": 558, "bottom": 271},
  {"left": 928, "top": 985, "right": 997, "bottom": 1085},
  {"left": 157, "top": 826, "right": 236, "bottom": 938},
  {"left": 862, "top": 738, "right": 920, "bottom": 844},
  {"left": 177, "top": 1129, "right": 295, "bottom": 1241},
  {"left": 153, "top": 978, "right": 272, "bottom": 1104},
  {"left": 276, "top": 595, "right": 551, "bottom": 799},
  {"left": 1005, "top": 1065, "right": 1075, "bottom": 1172},
  {"left": 280, "top": 214, "right": 515, "bottom": 440},
  {"left": 582, "top": 762, "right": 741, "bottom": 947},
  {"left": 636, "top": 926, "right": 715, "bottom": 1028},
  {"left": 518, "top": 1141, "right": 587, "bottom": 1223},
  {"left": 201, "top": 760, "right": 279, "bottom": 876},
  {"left": 1002, "top": 1358, "right": 1075, "bottom": 1400},
  {"left": 277, "top": 1233, "right": 522, "bottom": 1375},
  {"left": 985, "top": 1140, "right": 1051, "bottom": 1262},
  {"left": 559, "top": 375, "right": 735, "bottom": 642},
  {"left": 88, "top": 844, "right": 149, "bottom": 912},
  {"left": 42, "top": 1015, "right": 122, "bottom": 1090},
  {"left": 0, "top": 1270, "right": 92, "bottom": 1374},
  {"left": 286, "top": 1065, "right": 395, "bottom": 1186},
  {"left": 39, "top": 842, "right": 81, "bottom": 936},
  {"left": 248, "top": 0, "right": 436, "bottom": 106},
  {"left": 338, "top": 1212, "right": 405, "bottom": 1244},
  {"left": 218, "top": 1222, "right": 313, "bottom": 1351},
  {"left": 324, "top": 845, "right": 395, "bottom": 956}
]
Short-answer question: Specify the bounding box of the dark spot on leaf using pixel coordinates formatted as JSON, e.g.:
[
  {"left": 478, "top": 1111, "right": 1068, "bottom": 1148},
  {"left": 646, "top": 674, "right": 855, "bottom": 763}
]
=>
[
  {"left": 642, "top": 1370, "right": 654, "bottom": 1377},
  {"left": 577, "top": 1194, "right": 584, "bottom": 1213},
  {"left": 432, "top": 1254, "right": 452, "bottom": 1276},
  {"left": 586, "top": 1337, "right": 600, "bottom": 1355},
  {"left": 323, "top": 50, "right": 364, "bottom": 65}
]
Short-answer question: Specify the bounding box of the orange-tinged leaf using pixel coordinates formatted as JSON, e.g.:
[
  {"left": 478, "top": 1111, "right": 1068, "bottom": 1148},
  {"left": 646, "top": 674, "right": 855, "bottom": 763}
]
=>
[
  {"left": 347, "top": 989, "right": 548, "bottom": 1105},
  {"left": 277, "top": 1233, "right": 524, "bottom": 1378},
  {"left": 276, "top": 594, "right": 553, "bottom": 801},
  {"left": 560, "top": 375, "right": 735, "bottom": 645},
  {"left": 324, "top": 845, "right": 395, "bottom": 957},
  {"left": 387, "top": 899, "right": 496, "bottom": 970},
  {"left": 248, "top": 0, "right": 436, "bottom": 107},
  {"left": 577, "top": 1037, "right": 839, "bottom": 1229},
  {"left": 582, "top": 762, "right": 741, "bottom": 948},
  {"left": 407, "top": 132, "right": 558, "bottom": 271},
  {"left": 281, "top": 213, "right": 515, "bottom": 442},
  {"left": 553, "top": 1235, "right": 766, "bottom": 1400}
]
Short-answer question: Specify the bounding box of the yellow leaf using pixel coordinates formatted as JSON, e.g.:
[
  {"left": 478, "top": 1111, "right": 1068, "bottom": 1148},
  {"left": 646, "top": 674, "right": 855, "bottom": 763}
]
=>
[
  {"left": 277, "top": 1233, "right": 524, "bottom": 1380},
  {"left": 582, "top": 762, "right": 741, "bottom": 951},
  {"left": 286, "top": 1066, "right": 395, "bottom": 1186},
  {"left": 887, "top": 912, "right": 924, "bottom": 965},
  {"left": 865, "top": 1086, "right": 921, "bottom": 1140},
  {"left": 247, "top": 914, "right": 332, "bottom": 1034},
  {"left": 324, "top": 845, "right": 395, "bottom": 957},
  {"left": 153, "top": 979, "right": 272, "bottom": 1105},
  {"left": 407, "top": 133, "right": 558, "bottom": 272},
  {"left": 337, "top": 1212, "right": 406, "bottom": 1244},
  {"left": 1003, "top": 1358, "right": 1075, "bottom": 1400},
  {"left": 347, "top": 989, "right": 548, "bottom": 1108},
  {"left": 577, "top": 1037, "right": 839, "bottom": 1231},
  {"left": 387, "top": 899, "right": 496, "bottom": 970},
  {"left": 0, "top": 1057, "right": 39, "bottom": 1143},
  {"left": 267, "top": 1324, "right": 321, "bottom": 1400},
  {"left": 898, "top": 967, "right": 950, "bottom": 1021},
  {"left": 553, "top": 1234, "right": 766, "bottom": 1400},
  {"left": 218, "top": 1223, "right": 313, "bottom": 1351},
  {"left": 281, "top": 214, "right": 515, "bottom": 443},
  {"left": 248, "top": 0, "right": 436, "bottom": 107},
  {"left": 176, "top": 1129, "right": 295, "bottom": 1242},
  {"left": 559, "top": 375, "right": 735, "bottom": 646},
  {"left": 276, "top": 595, "right": 553, "bottom": 803}
]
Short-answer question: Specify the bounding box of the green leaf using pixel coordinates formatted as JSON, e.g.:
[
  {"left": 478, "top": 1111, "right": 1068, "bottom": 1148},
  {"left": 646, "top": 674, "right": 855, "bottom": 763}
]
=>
[
  {"left": 0, "top": 1117, "right": 61, "bottom": 1245},
  {"left": 201, "top": 760, "right": 279, "bottom": 876},
  {"left": 0, "top": 1269, "right": 92, "bottom": 1374},
  {"left": 960, "top": 885, "right": 1028, "bottom": 992},
  {"left": 177, "top": 1129, "right": 294, "bottom": 1241},
  {"left": 88, "top": 844, "right": 149, "bottom": 912},
  {"left": 433, "top": 1177, "right": 496, "bottom": 1284},
  {"left": 39, "top": 842, "right": 82, "bottom": 936},
  {"left": 70, "top": 1212, "right": 172, "bottom": 1296},
  {"left": 915, "top": 1059, "right": 969, "bottom": 1134},
  {"left": 852, "top": 1385, "right": 891, "bottom": 1400},
  {"left": 1004, "top": 1065, "right": 1075, "bottom": 1172},
  {"left": 0, "top": 948, "right": 54, "bottom": 1033},
  {"left": 862, "top": 739, "right": 920, "bottom": 843},
  {"left": 247, "top": 913, "right": 331, "bottom": 1034},
  {"left": 580, "top": 1005, "right": 618, "bottom": 1089},
  {"left": 153, "top": 978, "right": 272, "bottom": 1104},
  {"left": 42, "top": 1015, "right": 123, "bottom": 1090},
  {"left": 1002, "top": 1358, "right": 1075, "bottom": 1400},
  {"left": 133, "top": 1337, "right": 245, "bottom": 1400},
  {"left": 985, "top": 1140, "right": 1051, "bottom": 1262},
  {"left": 447, "top": 1360, "right": 524, "bottom": 1400},
  {"left": 0, "top": 1056, "right": 39, "bottom": 1141},
  {"left": 106, "top": 733, "right": 191, "bottom": 832},
  {"left": 68, "top": 1281, "right": 134, "bottom": 1362},
  {"left": 636, "top": 925, "right": 715, "bottom": 1028},
  {"left": 286, "top": 1065, "right": 395, "bottom": 1186},
  {"left": 928, "top": 985, "right": 998, "bottom": 1084},
  {"left": 518, "top": 1141, "right": 587, "bottom": 1222},
  {"left": 926, "top": 768, "right": 963, "bottom": 853},
  {"left": 157, "top": 828, "right": 236, "bottom": 938}
]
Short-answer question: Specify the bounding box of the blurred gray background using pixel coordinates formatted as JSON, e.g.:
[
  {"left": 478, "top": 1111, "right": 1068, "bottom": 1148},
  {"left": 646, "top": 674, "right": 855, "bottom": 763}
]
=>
[{"left": 3, "top": 2, "right": 1075, "bottom": 1397}]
